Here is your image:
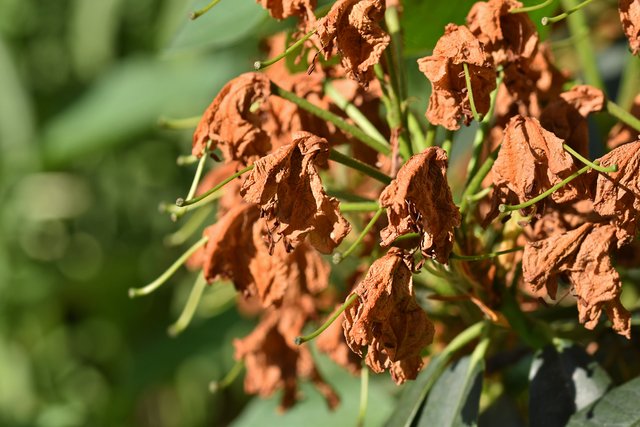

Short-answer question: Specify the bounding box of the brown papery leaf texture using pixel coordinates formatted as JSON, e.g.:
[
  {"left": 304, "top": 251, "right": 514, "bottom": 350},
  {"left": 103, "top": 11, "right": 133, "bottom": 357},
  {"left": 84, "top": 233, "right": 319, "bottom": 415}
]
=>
[
  {"left": 489, "top": 115, "right": 583, "bottom": 215},
  {"left": 379, "top": 147, "right": 461, "bottom": 264},
  {"left": 240, "top": 131, "right": 351, "bottom": 253},
  {"left": 593, "top": 139, "right": 640, "bottom": 243},
  {"left": 418, "top": 24, "right": 497, "bottom": 130},
  {"left": 466, "top": 0, "right": 539, "bottom": 65},
  {"left": 258, "top": 0, "right": 317, "bottom": 31},
  {"left": 192, "top": 72, "right": 271, "bottom": 165},
  {"left": 343, "top": 248, "right": 435, "bottom": 384},
  {"left": 316, "top": 0, "right": 390, "bottom": 87},
  {"left": 619, "top": 0, "right": 640, "bottom": 55},
  {"left": 523, "top": 222, "right": 631, "bottom": 338}
]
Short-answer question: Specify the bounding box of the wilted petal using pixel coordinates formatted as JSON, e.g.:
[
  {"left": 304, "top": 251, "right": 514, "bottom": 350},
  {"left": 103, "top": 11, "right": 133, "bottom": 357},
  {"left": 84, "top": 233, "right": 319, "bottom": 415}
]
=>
[
  {"left": 343, "top": 248, "right": 434, "bottom": 384},
  {"left": 418, "top": 24, "right": 496, "bottom": 130},
  {"left": 193, "top": 73, "right": 272, "bottom": 165},
  {"left": 466, "top": 0, "right": 538, "bottom": 65},
  {"left": 240, "top": 131, "right": 351, "bottom": 253},
  {"left": 379, "top": 147, "right": 461, "bottom": 264},
  {"left": 619, "top": 0, "right": 640, "bottom": 55},
  {"left": 316, "top": 0, "right": 390, "bottom": 86},
  {"left": 558, "top": 85, "right": 606, "bottom": 117},
  {"left": 258, "top": 0, "right": 317, "bottom": 31}
]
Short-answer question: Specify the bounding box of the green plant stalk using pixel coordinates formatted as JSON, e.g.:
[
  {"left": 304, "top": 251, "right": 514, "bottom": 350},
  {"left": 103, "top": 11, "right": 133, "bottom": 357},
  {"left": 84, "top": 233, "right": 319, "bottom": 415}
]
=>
[
  {"left": 168, "top": 273, "right": 208, "bottom": 337},
  {"left": 254, "top": 29, "right": 316, "bottom": 70},
  {"left": 463, "top": 63, "right": 482, "bottom": 122},
  {"left": 408, "top": 112, "right": 426, "bottom": 153},
  {"left": 128, "top": 236, "right": 209, "bottom": 298},
  {"left": 340, "top": 201, "right": 381, "bottom": 212},
  {"left": 441, "top": 130, "right": 454, "bottom": 157},
  {"left": 324, "top": 81, "right": 388, "bottom": 145},
  {"left": 500, "top": 284, "right": 553, "bottom": 349},
  {"left": 559, "top": 0, "right": 604, "bottom": 91},
  {"left": 190, "top": 0, "right": 222, "bottom": 20},
  {"left": 295, "top": 293, "right": 359, "bottom": 344},
  {"left": 424, "top": 123, "right": 436, "bottom": 148},
  {"left": 356, "top": 366, "right": 369, "bottom": 427},
  {"left": 563, "top": 143, "right": 618, "bottom": 172},
  {"left": 500, "top": 164, "right": 593, "bottom": 213},
  {"left": 617, "top": 57, "right": 640, "bottom": 110},
  {"left": 329, "top": 149, "right": 393, "bottom": 184},
  {"left": 163, "top": 204, "right": 214, "bottom": 247},
  {"left": 185, "top": 145, "right": 210, "bottom": 201},
  {"left": 158, "top": 115, "right": 201, "bottom": 129},
  {"left": 450, "top": 246, "right": 524, "bottom": 262},
  {"left": 607, "top": 100, "right": 640, "bottom": 133},
  {"left": 271, "top": 83, "right": 391, "bottom": 155},
  {"left": 509, "top": 0, "right": 555, "bottom": 13},
  {"left": 209, "top": 360, "right": 244, "bottom": 393},
  {"left": 543, "top": 0, "right": 595, "bottom": 25},
  {"left": 177, "top": 164, "right": 254, "bottom": 207},
  {"left": 335, "top": 207, "right": 385, "bottom": 263},
  {"left": 459, "top": 145, "right": 500, "bottom": 215}
]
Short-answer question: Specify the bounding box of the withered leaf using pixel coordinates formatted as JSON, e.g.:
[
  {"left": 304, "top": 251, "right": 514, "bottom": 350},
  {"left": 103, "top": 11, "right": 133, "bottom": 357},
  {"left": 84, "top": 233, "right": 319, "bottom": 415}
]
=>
[
  {"left": 258, "top": 0, "right": 317, "bottom": 31},
  {"left": 523, "top": 222, "right": 631, "bottom": 338},
  {"left": 379, "top": 147, "right": 461, "bottom": 264},
  {"left": 466, "top": 0, "right": 539, "bottom": 65},
  {"left": 558, "top": 85, "right": 606, "bottom": 117},
  {"left": 418, "top": 24, "right": 497, "bottom": 130},
  {"left": 192, "top": 72, "right": 271, "bottom": 165},
  {"left": 490, "top": 115, "right": 583, "bottom": 214},
  {"left": 240, "top": 131, "right": 351, "bottom": 253},
  {"left": 343, "top": 248, "right": 435, "bottom": 384},
  {"left": 593, "top": 139, "right": 640, "bottom": 243},
  {"left": 316, "top": 0, "right": 390, "bottom": 86},
  {"left": 619, "top": 0, "right": 640, "bottom": 55}
]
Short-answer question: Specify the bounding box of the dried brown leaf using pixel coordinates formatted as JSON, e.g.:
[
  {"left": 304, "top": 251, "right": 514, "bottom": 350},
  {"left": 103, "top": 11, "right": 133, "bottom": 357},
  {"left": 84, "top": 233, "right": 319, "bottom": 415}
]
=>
[
  {"left": 343, "top": 249, "right": 434, "bottom": 384},
  {"left": 620, "top": 0, "right": 640, "bottom": 55},
  {"left": 192, "top": 73, "right": 271, "bottom": 165},
  {"left": 258, "top": 0, "right": 317, "bottom": 31},
  {"left": 417, "top": 24, "right": 496, "bottom": 130},
  {"left": 316, "top": 0, "right": 390, "bottom": 86},
  {"left": 379, "top": 147, "right": 461, "bottom": 264},
  {"left": 240, "top": 131, "right": 351, "bottom": 253}
]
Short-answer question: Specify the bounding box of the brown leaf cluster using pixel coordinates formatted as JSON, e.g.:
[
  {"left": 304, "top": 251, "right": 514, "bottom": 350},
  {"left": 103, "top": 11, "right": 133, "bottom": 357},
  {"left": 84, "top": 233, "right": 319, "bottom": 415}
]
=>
[
  {"left": 418, "top": 24, "right": 497, "bottom": 130},
  {"left": 316, "top": 0, "right": 390, "bottom": 86},
  {"left": 192, "top": 73, "right": 272, "bottom": 165},
  {"left": 379, "top": 147, "right": 461, "bottom": 264},
  {"left": 240, "top": 131, "right": 351, "bottom": 253},
  {"left": 258, "top": 0, "right": 317, "bottom": 31},
  {"left": 619, "top": 0, "right": 640, "bottom": 55},
  {"left": 343, "top": 249, "right": 435, "bottom": 384}
]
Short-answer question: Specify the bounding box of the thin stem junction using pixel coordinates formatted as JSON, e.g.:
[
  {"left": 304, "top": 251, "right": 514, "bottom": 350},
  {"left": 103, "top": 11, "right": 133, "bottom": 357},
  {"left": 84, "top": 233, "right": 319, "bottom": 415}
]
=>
[
  {"left": 254, "top": 29, "right": 316, "bottom": 70},
  {"left": 295, "top": 293, "right": 359, "bottom": 345}
]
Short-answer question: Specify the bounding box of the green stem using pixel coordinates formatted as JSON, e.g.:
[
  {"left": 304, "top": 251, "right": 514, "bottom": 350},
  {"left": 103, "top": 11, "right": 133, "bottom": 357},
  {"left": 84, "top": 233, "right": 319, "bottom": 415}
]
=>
[
  {"left": 356, "top": 366, "right": 369, "bottom": 427},
  {"left": 459, "top": 145, "right": 500, "bottom": 215},
  {"left": 463, "top": 63, "right": 482, "bottom": 122},
  {"left": 510, "top": 0, "right": 555, "bottom": 13},
  {"left": 168, "top": 274, "right": 208, "bottom": 337},
  {"left": 209, "top": 360, "right": 244, "bottom": 392},
  {"left": 334, "top": 208, "right": 385, "bottom": 264},
  {"left": 163, "top": 204, "right": 214, "bottom": 247},
  {"left": 177, "top": 154, "right": 198, "bottom": 166},
  {"left": 177, "top": 165, "right": 254, "bottom": 207},
  {"left": 558, "top": 0, "right": 604, "bottom": 90},
  {"left": 563, "top": 143, "right": 618, "bottom": 173},
  {"left": 295, "top": 293, "right": 359, "bottom": 345},
  {"left": 408, "top": 112, "right": 426, "bottom": 152},
  {"left": 185, "top": 145, "right": 209, "bottom": 201},
  {"left": 271, "top": 83, "right": 391, "bottom": 155},
  {"left": 499, "top": 164, "right": 593, "bottom": 213},
  {"left": 617, "top": 57, "right": 640, "bottom": 110},
  {"left": 190, "top": 0, "right": 222, "bottom": 20},
  {"left": 607, "top": 100, "right": 640, "bottom": 133},
  {"left": 329, "top": 149, "right": 392, "bottom": 184},
  {"left": 441, "top": 130, "right": 454, "bottom": 157},
  {"left": 324, "top": 81, "right": 388, "bottom": 145},
  {"left": 466, "top": 186, "right": 492, "bottom": 203},
  {"left": 450, "top": 246, "right": 524, "bottom": 262},
  {"left": 128, "top": 236, "right": 209, "bottom": 298},
  {"left": 424, "top": 123, "right": 436, "bottom": 148},
  {"left": 254, "top": 29, "right": 316, "bottom": 70},
  {"left": 158, "top": 115, "right": 201, "bottom": 130},
  {"left": 340, "top": 202, "right": 381, "bottom": 212},
  {"left": 542, "top": 0, "right": 595, "bottom": 25}
]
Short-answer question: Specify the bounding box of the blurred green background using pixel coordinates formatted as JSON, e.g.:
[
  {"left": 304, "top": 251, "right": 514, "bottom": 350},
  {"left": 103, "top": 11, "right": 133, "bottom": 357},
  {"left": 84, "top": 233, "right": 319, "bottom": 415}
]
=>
[{"left": 0, "top": 0, "right": 634, "bottom": 425}]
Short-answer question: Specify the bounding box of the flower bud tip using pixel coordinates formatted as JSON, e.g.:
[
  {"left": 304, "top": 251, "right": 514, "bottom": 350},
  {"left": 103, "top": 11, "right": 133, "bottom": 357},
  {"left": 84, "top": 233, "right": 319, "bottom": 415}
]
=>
[
  {"left": 498, "top": 204, "right": 507, "bottom": 213},
  {"left": 541, "top": 17, "right": 550, "bottom": 26},
  {"left": 253, "top": 61, "right": 262, "bottom": 71},
  {"left": 209, "top": 382, "right": 220, "bottom": 393},
  {"left": 332, "top": 253, "right": 343, "bottom": 264},
  {"left": 294, "top": 336, "right": 303, "bottom": 345},
  {"left": 175, "top": 198, "right": 186, "bottom": 207},
  {"left": 128, "top": 288, "right": 138, "bottom": 298}
]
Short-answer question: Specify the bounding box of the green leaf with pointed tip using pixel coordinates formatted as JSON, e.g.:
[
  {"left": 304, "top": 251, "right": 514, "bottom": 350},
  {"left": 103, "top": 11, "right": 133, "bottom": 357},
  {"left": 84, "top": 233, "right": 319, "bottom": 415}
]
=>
[
  {"left": 566, "top": 376, "right": 640, "bottom": 427},
  {"left": 529, "top": 343, "right": 611, "bottom": 427},
  {"left": 415, "top": 355, "right": 484, "bottom": 427}
]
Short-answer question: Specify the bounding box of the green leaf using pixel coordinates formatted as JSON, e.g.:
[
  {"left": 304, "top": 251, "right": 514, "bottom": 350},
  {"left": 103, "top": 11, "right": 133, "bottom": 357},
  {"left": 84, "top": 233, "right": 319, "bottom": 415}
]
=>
[
  {"left": 529, "top": 343, "right": 612, "bottom": 427},
  {"left": 165, "top": 0, "right": 267, "bottom": 53},
  {"left": 567, "top": 376, "right": 640, "bottom": 427},
  {"left": 415, "top": 355, "right": 484, "bottom": 427},
  {"left": 41, "top": 50, "right": 251, "bottom": 165}
]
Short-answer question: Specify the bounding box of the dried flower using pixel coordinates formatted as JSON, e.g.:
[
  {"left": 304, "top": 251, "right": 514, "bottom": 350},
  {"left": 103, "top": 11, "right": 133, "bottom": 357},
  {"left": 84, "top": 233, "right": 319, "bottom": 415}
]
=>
[
  {"left": 418, "top": 24, "right": 496, "bottom": 130},
  {"left": 241, "top": 131, "right": 351, "bottom": 253},
  {"left": 379, "top": 147, "right": 461, "bottom": 264},
  {"left": 316, "top": 0, "right": 390, "bottom": 86},
  {"left": 619, "top": 0, "right": 640, "bottom": 55},
  {"left": 343, "top": 249, "right": 434, "bottom": 384},
  {"left": 193, "top": 73, "right": 272, "bottom": 165},
  {"left": 258, "top": 0, "right": 317, "bottom": 31},
  {"left": 466, "top": 0, "right": 538, "bottom": 65}
]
